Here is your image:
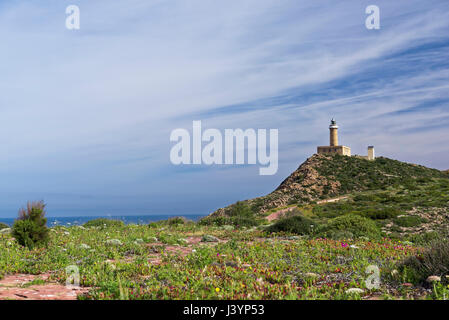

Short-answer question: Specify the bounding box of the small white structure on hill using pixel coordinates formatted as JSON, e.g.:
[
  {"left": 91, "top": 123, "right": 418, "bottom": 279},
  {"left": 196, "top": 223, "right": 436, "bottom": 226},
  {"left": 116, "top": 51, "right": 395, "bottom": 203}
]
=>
[{"left": 368, "top": 146, "right": 375, "bottom": 160}]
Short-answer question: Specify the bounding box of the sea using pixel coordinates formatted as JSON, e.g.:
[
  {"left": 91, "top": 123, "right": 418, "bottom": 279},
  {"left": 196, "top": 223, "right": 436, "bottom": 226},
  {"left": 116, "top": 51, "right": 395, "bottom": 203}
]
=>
[{"left": 0, "top": 214, "right": 206, "bottom": 227}]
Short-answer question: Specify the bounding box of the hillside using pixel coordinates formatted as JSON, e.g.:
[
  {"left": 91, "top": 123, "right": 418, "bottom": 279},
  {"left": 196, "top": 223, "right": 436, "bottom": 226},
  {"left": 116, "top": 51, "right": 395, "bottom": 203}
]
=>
[
  {"left": 205, "top": 154, "right": 449, "bottom": 239},
  {"left": 210, "top": 154, "right": 447, "bottom": 215}
]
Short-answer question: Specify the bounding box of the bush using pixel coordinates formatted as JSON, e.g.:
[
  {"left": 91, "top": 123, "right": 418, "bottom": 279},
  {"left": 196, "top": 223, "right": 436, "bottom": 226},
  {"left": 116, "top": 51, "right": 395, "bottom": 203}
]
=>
[
  {"left": 228, "top": 201, "right": 254, "bottom": 218},
  {"left": 200, "top": 201, "right": 261, "bottom": 228},
  {"left": 364, "top": 208, "right": 401, "bottom": 220},
  {"left": 166, "top": 216, "right": 188, "bottom": 225},
  {"left": 394, "top": 215, "right": 426, "bottom": 227},
  {"left": 398, "top": 239, "right": 449, "bottom": 285},
  {"left": 149, "top": 216, "right": 191, "bottom": 227},
  {"left": 408, "top": 231, "right": 441, "bottom": 245},
  {"left": 267, "top": 215, "right": 316, "bottom": 235},
  {"left": 199, "top": 215, "right": 260, "bottom": 228},
  {"left": 320, "top": 214, "right": 381, "bottom": 239},
  {"left": 84, "top": 218, "right": 124, "bottom": 228},
  {"left": 0, "top": 222, "right": 9, "bottom": 230},
  {"left": 12, "top": 201, "right": 49, "bottom": 249}
]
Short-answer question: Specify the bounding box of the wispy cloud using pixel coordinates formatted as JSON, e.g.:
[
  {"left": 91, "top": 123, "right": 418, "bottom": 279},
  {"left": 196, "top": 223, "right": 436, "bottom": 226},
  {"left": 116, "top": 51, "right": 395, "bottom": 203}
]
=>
[{"left": 0, "top": 1, "right": 448, "bottom": 216}]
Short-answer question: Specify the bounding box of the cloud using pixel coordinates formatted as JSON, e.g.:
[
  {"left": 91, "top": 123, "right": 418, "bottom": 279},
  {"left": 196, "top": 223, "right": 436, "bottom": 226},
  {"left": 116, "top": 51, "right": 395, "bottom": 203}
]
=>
[{"left": 0, "top": 0, "right": 448, "bottom": 216}]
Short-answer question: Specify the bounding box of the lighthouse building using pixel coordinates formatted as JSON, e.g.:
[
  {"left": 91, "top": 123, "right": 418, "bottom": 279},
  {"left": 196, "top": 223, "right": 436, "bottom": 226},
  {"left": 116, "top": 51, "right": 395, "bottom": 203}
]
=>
[{"left": 317, "top": 119, "right": 351, "bottom": 156}]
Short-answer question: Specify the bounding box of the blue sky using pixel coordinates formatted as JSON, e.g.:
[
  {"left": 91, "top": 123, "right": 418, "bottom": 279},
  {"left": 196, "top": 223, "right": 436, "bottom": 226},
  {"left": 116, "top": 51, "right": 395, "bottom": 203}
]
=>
[{"left": 0, "top": 0, "right": 448, "bottom": 217}]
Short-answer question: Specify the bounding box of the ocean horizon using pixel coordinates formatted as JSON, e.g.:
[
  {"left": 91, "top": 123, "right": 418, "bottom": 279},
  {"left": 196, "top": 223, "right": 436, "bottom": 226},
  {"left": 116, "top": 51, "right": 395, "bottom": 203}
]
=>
[{"left": 0, "top": 214, "right": 206, "bottom": 227}]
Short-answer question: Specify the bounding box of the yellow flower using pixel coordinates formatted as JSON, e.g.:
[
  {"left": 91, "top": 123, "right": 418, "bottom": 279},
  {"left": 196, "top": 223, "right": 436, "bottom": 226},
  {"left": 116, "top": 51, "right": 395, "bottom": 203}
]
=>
[{"left": 215, "top": 287, "right": 220, "bottom": 292}]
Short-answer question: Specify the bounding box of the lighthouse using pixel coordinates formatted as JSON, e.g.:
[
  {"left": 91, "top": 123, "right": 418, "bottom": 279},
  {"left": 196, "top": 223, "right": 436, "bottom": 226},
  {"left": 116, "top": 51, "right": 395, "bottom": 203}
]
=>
[
  {"left": 317, "top": 119, "right": 351, "bottom": 156},
  {"left": 329, "top": 118, "right": 338, "bottom": 146}
]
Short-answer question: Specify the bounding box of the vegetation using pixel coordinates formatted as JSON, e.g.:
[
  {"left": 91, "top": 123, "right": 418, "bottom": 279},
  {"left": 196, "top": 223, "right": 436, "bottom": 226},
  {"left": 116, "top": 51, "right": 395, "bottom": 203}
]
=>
[
  {"left": 267, "top": 215, "right": 315, "bottom": 235},
  {"left": 211, "top": 154, "right": 448, "bottom": 216},
  {"left": 0, "top": 222, "right": 9, "bottom": 230},
  {"left": 200, "top": 201, "right": 263, "bottom": 227},
  {"left": 319, "top": 215, "right": 381, "bottom": 239},
  {"left": 12, "top": 201, "right": 49, "bottom": 249},
  {"left": 398, "top": 239, "right": 449, "bottom": 285},
  {"left": 0, "top": 155, "right": 447, "bottom": 300},
  {"left": 84, "top": 218, "right": 125, "bottom": 228},
  {"left": 0, "top": 218, "right": 447, "bottom": 300}
]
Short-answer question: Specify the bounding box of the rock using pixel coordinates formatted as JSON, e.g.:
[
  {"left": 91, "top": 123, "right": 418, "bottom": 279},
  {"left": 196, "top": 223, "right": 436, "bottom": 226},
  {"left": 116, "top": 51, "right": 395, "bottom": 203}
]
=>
[
  {"left": 201, "top": 235, "right": 219, "bottom": 242},
  {"left": 105, "top": 260, "right": 116, "bottom": 270},
  {"left": 241, "top": 264, "right": 252, "bottom": 268},
  {"left": 79, "top": 244, "right": 91, "bottom": 249},
  {"left": 0, "top": 228, "right": 11, "bottom": 234},
  {"left": 345, "top": 288, "right": 364, "bottom": 294},
  {"left": 149, "top": 237, "right": 158, "bottom": 242},
  {"left": 134, "top": 239, "right": 144, "bottom": 245},
  {"left": 335, "top": 256, "right": 347, "bottom": 264},
  {"left": 287, "top": 236, "right": 300, "bottom": 240},
  {"left": 221, "top": 225, "right": 234, "bottom": 231},
  {"left": 106, "top": 239, "right": 123, "bottom": 246},
  {"left": 391, "top": 269, "right": 399, "bottom": 277},
  {"left": 426, "top": 275, "right": 441, "bottom": 283},
  {"left": 304, "top": 272, "right": 319, "bottom": 278},
  {"left": 349, "top": 245, "right": 359, "bottom": 249}
]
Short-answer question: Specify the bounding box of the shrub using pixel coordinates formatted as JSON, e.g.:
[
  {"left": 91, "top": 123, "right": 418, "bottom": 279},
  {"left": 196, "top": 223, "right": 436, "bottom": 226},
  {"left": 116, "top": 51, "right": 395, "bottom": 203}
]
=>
[
  {"left": 230, "top": 216, "right": 261, "bottom": 227},
  {"left": 12, "top": 201, "right": 49, "bottom": 249},
  {"left": 199, "top": 215, "right": 260, "bottom": 227},
  {"left": 267, "top": 215, "right": 316, "bottom": 235},
  {"left": 228, "top": 201, "right": 254, "bottom": 218},
  {"left": 200, "top": 202, "right": 261, "bottom": 228},
  {"left": 394, "top": 215, "right": 426, "bottom": 228},
  {"left": 84, "top": 218, "right": 124, "bottom": 228},
  {"left": 0, "top": 222, "right": 9, "bottom": 230},
  {"left": 398, "top": 239, "right": 449, "bottom": 285},
  {"left": 167, "top": 216, "right": 188, "bottom": 225},
  {"left": 149, "top": 216, "right": 192, "bottom": 227},
  {"left": 408, "top": 231, "right": 442, "bottom": 245},
  {"left": 320, "top": 214, "right": 381, "bottom": 239},
  {"left": 364, "top": 208, "right": 401, "bottom": 220}
]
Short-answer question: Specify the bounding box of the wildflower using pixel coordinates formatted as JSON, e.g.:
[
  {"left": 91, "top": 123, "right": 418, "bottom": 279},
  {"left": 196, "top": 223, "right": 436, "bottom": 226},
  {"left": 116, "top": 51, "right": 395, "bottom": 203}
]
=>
[{"left": 215, "top": 287, "right": 220, "bottom": 292}]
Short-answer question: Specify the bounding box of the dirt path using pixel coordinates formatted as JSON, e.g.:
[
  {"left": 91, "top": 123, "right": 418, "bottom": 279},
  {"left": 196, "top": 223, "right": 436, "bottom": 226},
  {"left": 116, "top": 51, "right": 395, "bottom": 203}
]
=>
[
  {"left": 266, "top": 196, "right": 349, "bottom": 222},
  {"left": 316, "top": 196, "right": 348, "bottom": 204},
  {"left": 265, "top": 207, "right": 297, "bottom": 222}
]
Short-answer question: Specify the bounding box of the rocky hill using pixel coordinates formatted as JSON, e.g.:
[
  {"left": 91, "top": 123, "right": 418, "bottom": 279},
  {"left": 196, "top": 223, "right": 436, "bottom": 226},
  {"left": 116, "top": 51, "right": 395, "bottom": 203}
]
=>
[{"left": 209, "top": 153, "right": 448, "bottom": 218}]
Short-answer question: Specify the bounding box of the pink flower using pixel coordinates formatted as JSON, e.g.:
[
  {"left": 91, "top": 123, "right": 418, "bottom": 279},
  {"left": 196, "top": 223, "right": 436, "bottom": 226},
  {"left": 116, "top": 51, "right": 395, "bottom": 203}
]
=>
[{"left": 341, "top": 242, "right": 348, "bottom": 248}]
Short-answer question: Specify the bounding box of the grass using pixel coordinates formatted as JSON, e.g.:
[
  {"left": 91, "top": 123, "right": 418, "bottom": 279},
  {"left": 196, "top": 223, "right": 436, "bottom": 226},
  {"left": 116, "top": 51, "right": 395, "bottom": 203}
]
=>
[{"left": 0, "top": 220, "right": 446, "bottom": 300}]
